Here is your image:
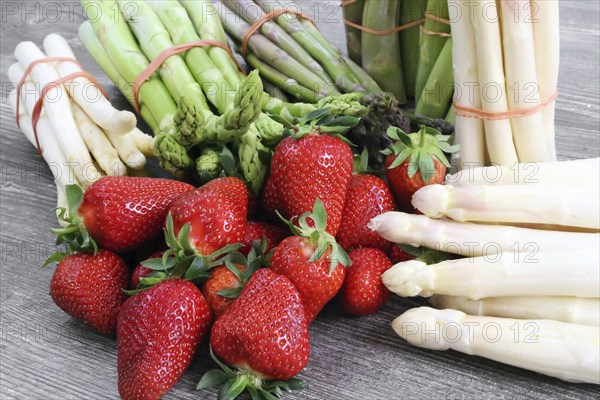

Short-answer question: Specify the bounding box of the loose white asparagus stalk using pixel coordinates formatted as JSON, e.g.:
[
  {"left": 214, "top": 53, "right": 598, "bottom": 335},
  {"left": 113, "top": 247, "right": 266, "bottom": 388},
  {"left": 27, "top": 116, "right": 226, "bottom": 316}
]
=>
[
  {"left": 13, "top": 42, "right": 99, "bottom": 185},
  {"left": 70, "top": 102, "right": 126, "bottom": 176},
  {"left": 471, "top": 0, "right": 518, "bottom": 165},
  {"left": 103, "top": 127, "right": 146, "bottom": 170},
  {"left": 499, "top": 0, "right": 549, "bottom": 163},
  {"left": 392, "top": 307, "right": 600, "bottom": 384},
  {"left": 448, "top": 0, "right": 485, "bottom": 169},
  {"left": 531, "top": 0, "right": 560, "bottom": 161},
  {"left": 382, "top": 250, "right": 600, "bottom": 299},
  {"left": 128, "top": 128, "right": 155, "bottom": 158},
  {"left": 430, "top": 296, "right": 600, "bottom": 327},
  {"left": 446, "top": 158, "right": 600, "bottom": 186},
  {"left": 42, "top": 33, "right": 137, "bottom": 135},
  {"left": 8, "top": 63, "right": 86, "bottom": 190},
  {"left": 412, "top": 184, "right": 600, "bottom": 230},
  {"left": 368, "top": 212, "right": 600, "bottom": 256}
]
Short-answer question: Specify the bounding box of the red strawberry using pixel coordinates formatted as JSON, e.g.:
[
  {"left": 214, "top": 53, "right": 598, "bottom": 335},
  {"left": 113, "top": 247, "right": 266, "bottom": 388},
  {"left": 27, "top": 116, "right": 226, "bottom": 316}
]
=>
[
  {"left": 338, "top": 248, "right": 393, "bottom": 316},
  {"left": 202, "top": 250, "right": 262, "bottom": 318},
  {"left": 239, "top": 220, "right": 289, "bottom": 256},
  {"left": 336, "top": 174, "right": 396, "bottom": 252},
  {"left": 269, "top": 199, "right": 350, "bottom": 323},
  {"left": 117, "top": 279, "right": 211, "bottom": 400},
  {"left": 55, "top": 177, "right": 194, "bottom": 253},
  {"left": 383, "top": 127, "right": 458, "bottom": 212},
  {"left": 262, "top": 134, "right": 353, "bottom": 236},
  {"left": 49, "top": 249, "right": 129, "bottom": 335},
  {"left": 389, "top": 244, "right": 417, "bottom": 264},
  {"left": 168, "top": 177, "right": 248, "bottom": 256},
  {"left": 200, "top": 268, "right": 308, "bottom": 398}
]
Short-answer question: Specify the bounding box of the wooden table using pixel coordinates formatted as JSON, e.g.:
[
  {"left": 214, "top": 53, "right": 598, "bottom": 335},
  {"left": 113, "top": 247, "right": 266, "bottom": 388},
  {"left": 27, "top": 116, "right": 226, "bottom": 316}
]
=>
[{"left": 1, "top": 1, "right": 598, "bottom": 399}]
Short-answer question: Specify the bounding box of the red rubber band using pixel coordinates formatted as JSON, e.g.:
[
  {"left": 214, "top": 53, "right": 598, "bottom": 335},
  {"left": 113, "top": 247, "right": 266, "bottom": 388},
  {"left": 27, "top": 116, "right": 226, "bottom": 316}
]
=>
[
  {"left": 242, "top": 9, "right": 318, "bottom": 57},
  {"left": 454, "top": 90, "right": 558, "bottom": 121},
  {"left": 16, "top": 57, "right": 108, "bottom": 156},
  {"left": 133, "top": 40, "right": 245, "bottom": 115}
]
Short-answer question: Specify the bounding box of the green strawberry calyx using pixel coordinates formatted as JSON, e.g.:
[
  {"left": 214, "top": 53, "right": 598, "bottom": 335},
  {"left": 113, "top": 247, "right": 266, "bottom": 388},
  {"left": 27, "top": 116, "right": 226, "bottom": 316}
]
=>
[
  {"left": 381, "top": 126, "right": 459, "bottom": 183},
  {"left": 125, "top": 213, "right": 243, "bottom": 294},
  {"left": 197, "top": 346, "right": 308, "bottom": 400},
  {"left": 278, "top": 198, "right": 351, "bottom": 274},
  {"left": 287, "top": 108, "right": 360, "bottom": 143},
  {"left": 44, "top": 184, "right": 97, "bottom": 267},
  {"left": 214, "top": 242, "right": 265, "bottom": 300}
]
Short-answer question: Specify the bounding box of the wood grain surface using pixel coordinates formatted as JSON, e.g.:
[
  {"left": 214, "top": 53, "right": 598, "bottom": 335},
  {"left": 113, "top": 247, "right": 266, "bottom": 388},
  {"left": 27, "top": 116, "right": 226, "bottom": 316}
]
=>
[{"left": 1, "top": 1, "right": 599, "bottom": 399}]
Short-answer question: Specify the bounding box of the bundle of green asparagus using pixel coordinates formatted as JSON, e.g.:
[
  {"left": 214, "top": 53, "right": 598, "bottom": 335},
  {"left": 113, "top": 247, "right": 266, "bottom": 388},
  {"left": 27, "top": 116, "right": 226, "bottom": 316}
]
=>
[
  {"left": 214, "top": 0, "right": 382, "bottom": 103},
  {"left": 343, "top": 0, "right": 454, "bottom": 119}
]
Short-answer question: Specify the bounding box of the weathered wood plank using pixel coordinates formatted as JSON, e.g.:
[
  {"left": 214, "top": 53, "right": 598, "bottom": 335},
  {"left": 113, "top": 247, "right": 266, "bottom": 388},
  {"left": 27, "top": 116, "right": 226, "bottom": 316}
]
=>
[{"left": 1, "top": 1, "right": 598, "bottom": 399}]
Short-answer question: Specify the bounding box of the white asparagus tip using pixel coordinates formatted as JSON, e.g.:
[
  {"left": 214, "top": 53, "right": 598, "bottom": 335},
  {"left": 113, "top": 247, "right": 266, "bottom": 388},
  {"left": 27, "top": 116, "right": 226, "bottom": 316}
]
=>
[
  {"left": 411, "top": 184, "right": 449, "bottom": 218},
  {"left": 382, "top": 260, "right": 432, "bottom": 297},
  {"left": 125, "top": 152, "right": 147, "bottom": 170},
  {"left": 392, "top": 307, "right": 466, "bottom": 350}
]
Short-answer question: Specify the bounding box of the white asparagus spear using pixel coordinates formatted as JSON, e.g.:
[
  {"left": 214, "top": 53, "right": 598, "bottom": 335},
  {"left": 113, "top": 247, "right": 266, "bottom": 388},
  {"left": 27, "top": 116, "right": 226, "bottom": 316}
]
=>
[
  {"left": 471, "top": 0, "right": 518, "bottom": 165},
  {"left": 411, "top": 184, "right": 600, "bottom": 230},
  {"left": 382, "top": 251, "right": 600, "bottom": 299},
  {"left": 430, "top": 296, "right": 600, "bottom": 327},
  {"left": 531, "top": 0, "right": 560, "bottom": 161},
  {"left": 392, "top": 307, "right": 600, "bottom": 384},
  {"left": 8, "top": 84, "right": 75, "bottom": 202},
  {"left": 128, "top": 128, "right": 155, "bottom": 158},
  {"left": 42, "top": 34, "right": 137, "bottom": 135},
  {"left": 446, "top": 158, "right": 600, "bottom": 186},
  {"left": 499, "top": 0, "right": 549, "bottom": 163},
  {"left": 449, "top": 0, "right": 485, "bottom": 169},
  {"left": 70, "top": 102, "right": 126, "bottom": 176},
  {"left": 13, "top": 42, "right": 99, "bottom": 185},
  {"left": 7, "top": 63, "right": 89, "bottom": 189},
  {"left": 103, "top": 127, "right": 146, "bottom": 170},
  {"left": 368, "top": 212, "right": 599, "bottom": 255}
]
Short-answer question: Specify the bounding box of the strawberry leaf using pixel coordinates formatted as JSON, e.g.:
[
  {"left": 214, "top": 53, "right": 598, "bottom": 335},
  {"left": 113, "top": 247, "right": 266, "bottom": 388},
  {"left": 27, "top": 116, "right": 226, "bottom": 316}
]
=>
[
  {"left": 65, "top": 184, "right": 83, "bottom": 218},
  {"left": 216, "top": 287, "right": 243, "bottom": 299},
  {"left": 196, "top": 369, "right": 230, "bottom": 390},
  {"left": 42, "top": 252, "right": 66, "bottom": 268}
]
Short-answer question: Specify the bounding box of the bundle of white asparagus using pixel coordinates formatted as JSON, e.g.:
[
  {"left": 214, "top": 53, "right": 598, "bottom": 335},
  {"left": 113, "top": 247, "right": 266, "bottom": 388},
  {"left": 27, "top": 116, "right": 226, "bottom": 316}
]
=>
[
  {"left": 369, "top": 160, "right": 600, "bottom": 384},
  {"left": 450, "top": 0, "right": 560, "bottom": 168},
  {"left": 8, "top": 34, "right": 155, "bottom": 212}
]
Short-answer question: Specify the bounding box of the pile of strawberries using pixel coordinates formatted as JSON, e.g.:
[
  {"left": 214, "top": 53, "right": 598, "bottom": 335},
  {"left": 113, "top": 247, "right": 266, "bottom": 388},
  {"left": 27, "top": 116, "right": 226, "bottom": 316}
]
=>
[{"left": 45, "top": 119, "right": 454, "bottom": 400}]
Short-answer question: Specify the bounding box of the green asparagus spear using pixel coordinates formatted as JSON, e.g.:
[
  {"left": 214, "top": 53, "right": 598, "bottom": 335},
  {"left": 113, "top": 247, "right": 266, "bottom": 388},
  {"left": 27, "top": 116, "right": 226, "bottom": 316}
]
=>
[
  {"left": 236, "top": 124, "right": 269, "bottom": 195},
  {"left": 344, "top": 56, "right": 383, "bottom": 94},
  {"left": 154, "top": 132, "right": 194, "bottom": 179},
  {"left": 246, "top": 53, "right": 320, "bottom": 104},
  {"left": 446, "top": 104, "right": 456, "bottom": 125},
  {"left": 181, "top": 0, "right": 315, "bottom": 123},
  {"left": 174, "top": 71, "right": 264, "bottom": 148},
  {"left": 117, "top": 1, "right": 210, "bottom": 113},
  {"left": 262, "top": 80, "right": 290, "bottom": 102},
  {"left": 146, "top": 0, "right": 236, "bottom": 112},
  {"left": 415, "top": 38, "right": 453, "bottom": 118},
  {"left": 400, "top": 0, "right": 427, "bottom": 98},
  {"left": 216, "top": 1, "right": 338, "bottom": 98},
  {"left": 80, "top": 20, "right": 161, "bottom": 136},
  {"left": 361, "top": 0, "right": 407, "bottom": 104},
  {"left": 317, "top": 93, "right": 369, "bottom": 118},
  {"left": 80, "top": 0, "right": 177, "bottom": 131},
  {"left": 415, "top": 0, "right": 450, "bottom": 104},
  {"left": 251, "top": 0, "right": 364, "bottom": 93},
  {"left": 341, "top": 0, "right": 365, "bottom": 65},
  {"left": 196, "top": 147, "right": 224, "bottom": 183},
  {"left": 222, "top": 0, "right": 330, "bottom": 82}
]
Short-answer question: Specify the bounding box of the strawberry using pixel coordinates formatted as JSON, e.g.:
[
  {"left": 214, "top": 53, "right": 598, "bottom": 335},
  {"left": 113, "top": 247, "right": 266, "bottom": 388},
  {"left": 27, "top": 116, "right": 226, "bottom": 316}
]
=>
[
  {"left": 383, "top": 126, "right": 458, "bottom": 212},
  {"left": 336, "top": 173, "right": 396, "bottom": 252},
  {"left": 168, "top": 177, "right": 248, "bottom": 256},
  {"left": 270, "top": 199, "right": 351, "bottom": 323},
  {"left": 49, "top": 249, "right": 129, "bottom": 335},
  {"left": 262, "top": 114, "right": 354, "bottom": 236},
  {"left": 338, "top": 248, "right": 393, "bottom": 316},
  {"left": 117, "top": 278, "right": 211, "bottom": 400},
  {"left": 53, "top": 178, "right": 194, "bottom": 254},
  {"left": 199, "top": 268, "right": 309, "bottom": 398},
  {"left": 202, "top": 250, "right": 262, "bottom": 318},
  {"left": 239, "top": 220, "right": 289, "bottom": 256}
]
